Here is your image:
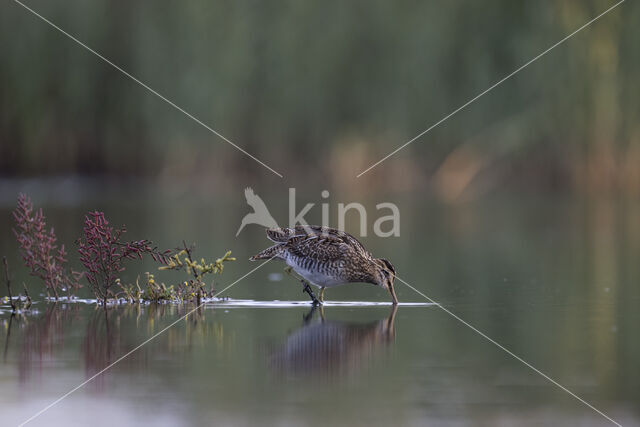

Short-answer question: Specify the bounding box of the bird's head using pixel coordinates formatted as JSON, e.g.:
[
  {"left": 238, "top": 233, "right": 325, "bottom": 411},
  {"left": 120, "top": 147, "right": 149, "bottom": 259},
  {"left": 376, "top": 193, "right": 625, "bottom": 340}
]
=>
[{"left": 373, "top": 258, "right": 398, "bottom": 305}]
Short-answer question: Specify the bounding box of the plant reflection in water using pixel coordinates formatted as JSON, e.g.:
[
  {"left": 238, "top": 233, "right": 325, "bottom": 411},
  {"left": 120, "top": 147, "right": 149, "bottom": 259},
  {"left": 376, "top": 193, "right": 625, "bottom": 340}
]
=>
[{"left": 3, "top": 303, "right": 233, "bottom": 391}]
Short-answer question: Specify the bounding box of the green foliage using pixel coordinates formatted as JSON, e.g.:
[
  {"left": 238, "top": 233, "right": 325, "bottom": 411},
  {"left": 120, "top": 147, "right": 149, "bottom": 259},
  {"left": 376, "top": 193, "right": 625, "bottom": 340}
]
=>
[
  {"left": 159, "top": 249, "right": 235, "bottom": 276},
  {"left": 117, "top": 247, "right": 236, "bottom": 304}
]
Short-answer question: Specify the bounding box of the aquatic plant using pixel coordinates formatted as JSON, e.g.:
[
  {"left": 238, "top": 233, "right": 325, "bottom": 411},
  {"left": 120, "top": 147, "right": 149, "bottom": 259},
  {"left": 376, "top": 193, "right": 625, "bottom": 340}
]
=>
[
  {"left": 117, "top": 245, "right": 236, "bottom": 303},
  {"left": 114, "top": 247, "right": 235, "bottom": 304},
  {"left": 77, "top": 211, "right": 172, "bottom": 304},
  {"left": 117, "top": 273, "right": 176, "bottom": 303},
  {"left": 158, "top": 243, "right": 235, "bottom": 303},
  {"left": 12, "top": 193, "right": 81, "bottom": 298},
  {"left": 2, "top": 256, "right": 32, "bottom": 312},
  {"left": 9, "top": 194, "right": 235, "bottom": 305}
]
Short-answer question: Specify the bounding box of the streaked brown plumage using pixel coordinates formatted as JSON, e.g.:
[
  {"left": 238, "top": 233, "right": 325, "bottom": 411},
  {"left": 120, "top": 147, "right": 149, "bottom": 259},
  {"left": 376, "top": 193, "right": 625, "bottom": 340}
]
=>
[{"left": 250, "top": 225, "right": 398, "bottom": 304}]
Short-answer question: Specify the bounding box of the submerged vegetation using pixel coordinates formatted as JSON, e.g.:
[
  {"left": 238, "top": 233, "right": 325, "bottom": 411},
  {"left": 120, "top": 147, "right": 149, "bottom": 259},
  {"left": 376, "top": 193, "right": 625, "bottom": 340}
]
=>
[{"left": 4, "top": 194, "right": 235, "bottom": 306}]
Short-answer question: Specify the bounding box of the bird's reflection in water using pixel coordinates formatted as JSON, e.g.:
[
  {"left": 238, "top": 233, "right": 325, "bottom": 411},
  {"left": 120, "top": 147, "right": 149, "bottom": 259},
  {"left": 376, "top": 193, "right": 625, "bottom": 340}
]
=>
[{"left": 270, "top": 305, "right": 397, "bottom": 379}]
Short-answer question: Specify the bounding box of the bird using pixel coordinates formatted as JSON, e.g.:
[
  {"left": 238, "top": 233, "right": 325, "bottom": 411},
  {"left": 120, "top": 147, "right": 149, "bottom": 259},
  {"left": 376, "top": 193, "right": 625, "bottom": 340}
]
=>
[
  {"left": 236, "top": 187, "right": 279, "bottom": 236},
  {"left": 269, "top": 304, "right": 397, "bottom": 377},
  {"left": 249, "top": 225, "right": 398, "bottom": 305}
]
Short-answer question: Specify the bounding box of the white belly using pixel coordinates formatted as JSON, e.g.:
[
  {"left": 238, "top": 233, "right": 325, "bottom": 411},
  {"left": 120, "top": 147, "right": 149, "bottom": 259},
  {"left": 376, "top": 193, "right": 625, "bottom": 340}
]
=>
[{"left": 285, "top": 258, "right": 346, "bottom": 288}]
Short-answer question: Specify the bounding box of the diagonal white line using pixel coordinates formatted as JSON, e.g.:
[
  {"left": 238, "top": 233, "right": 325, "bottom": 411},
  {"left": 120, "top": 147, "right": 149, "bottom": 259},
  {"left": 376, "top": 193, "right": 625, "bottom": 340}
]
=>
[
  {"left": 393, "top": 274, "right": 622, "bottom": 426},
  {"left": 12, "top": 0, "right": 284, "bottom": 178},
  {"left": 18, "top": 258, "right": 275, "bottom": 427},
  {"left": 356, "top": 0, "right": 625, "bottom": 178}
]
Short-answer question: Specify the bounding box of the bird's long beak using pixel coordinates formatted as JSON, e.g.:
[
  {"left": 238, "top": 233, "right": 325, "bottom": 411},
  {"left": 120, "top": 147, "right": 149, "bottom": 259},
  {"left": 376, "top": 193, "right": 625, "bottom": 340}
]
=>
[{"left": 388, "top": 280, "right": 398, "bottom": 305}]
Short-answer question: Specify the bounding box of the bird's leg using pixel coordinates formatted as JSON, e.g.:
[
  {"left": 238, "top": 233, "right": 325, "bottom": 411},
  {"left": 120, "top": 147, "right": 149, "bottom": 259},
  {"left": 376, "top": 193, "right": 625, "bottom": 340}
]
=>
[
  {"left": 302, "top": 305, "right": 318, "bottom": 324},
  {"left": 301, "top": 279, "right": 320, "bottom": 305},
  {"left": 284, "top": 266, "right": 320, "bottom": 305},
  {"left": 319, "top": 287, "right": 325, "bottom": 303}
]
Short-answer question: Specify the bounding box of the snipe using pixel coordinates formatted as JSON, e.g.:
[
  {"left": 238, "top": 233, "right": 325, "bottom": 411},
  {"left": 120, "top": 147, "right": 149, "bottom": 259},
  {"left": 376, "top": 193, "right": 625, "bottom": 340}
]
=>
[{"left": 250, "top": 225, "right": 398, "bottom": 305}]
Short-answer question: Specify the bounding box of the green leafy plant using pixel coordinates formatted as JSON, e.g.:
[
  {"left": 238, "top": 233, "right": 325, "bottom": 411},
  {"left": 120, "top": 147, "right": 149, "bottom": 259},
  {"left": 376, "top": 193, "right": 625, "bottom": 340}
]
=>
[
  {"left": 157, "top": 243, "right": 235, "bottom": 303},
  {"left": 115, "top": 247, "right": 236, "bottom": 304}
]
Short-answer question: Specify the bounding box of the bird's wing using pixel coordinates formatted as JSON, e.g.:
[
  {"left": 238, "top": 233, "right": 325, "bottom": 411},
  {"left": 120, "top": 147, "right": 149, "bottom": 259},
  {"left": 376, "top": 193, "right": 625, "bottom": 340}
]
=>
[
  {"left": 267, "top": 226, "right": 371, "bottom": 258},
  {"left": 284, "top": 234, "right": 352, "bottom": 262},
  {"left": 293, "top": 225, "right": 370, "bottom": 257}
]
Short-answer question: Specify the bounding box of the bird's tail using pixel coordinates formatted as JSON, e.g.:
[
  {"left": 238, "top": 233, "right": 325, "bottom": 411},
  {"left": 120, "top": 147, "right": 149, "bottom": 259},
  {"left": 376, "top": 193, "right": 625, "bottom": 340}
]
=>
[{"left": 249, "top": 245, "right": 283, "bottom": 261}]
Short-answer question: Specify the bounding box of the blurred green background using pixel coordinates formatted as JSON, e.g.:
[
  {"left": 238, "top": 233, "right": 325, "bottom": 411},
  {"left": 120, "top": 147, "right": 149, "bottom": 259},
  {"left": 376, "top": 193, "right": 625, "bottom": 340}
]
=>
[{"left": 1, "top": 0, "right": 639, "bottom": 197}]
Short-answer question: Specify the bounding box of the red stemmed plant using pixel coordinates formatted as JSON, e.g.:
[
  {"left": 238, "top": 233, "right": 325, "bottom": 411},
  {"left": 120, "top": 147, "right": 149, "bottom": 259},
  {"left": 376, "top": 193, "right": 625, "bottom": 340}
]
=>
[
  {"left": 12, "top": 193, "right": 82, "bottom": 299},
  {"left": 77, "top": 211, "right": 171, "bottom": 303}
]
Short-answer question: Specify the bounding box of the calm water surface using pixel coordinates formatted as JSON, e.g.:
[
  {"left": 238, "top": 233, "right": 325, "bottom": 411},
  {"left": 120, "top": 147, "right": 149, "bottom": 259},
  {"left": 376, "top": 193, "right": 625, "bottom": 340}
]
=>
[{"left": 0, "top": 185, "right": 638, "bottom": 426}]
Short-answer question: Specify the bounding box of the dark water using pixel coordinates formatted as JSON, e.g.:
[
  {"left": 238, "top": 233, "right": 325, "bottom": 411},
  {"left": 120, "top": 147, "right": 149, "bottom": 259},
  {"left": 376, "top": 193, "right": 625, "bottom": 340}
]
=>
[{"left": 0, "top": 185, "right": 639, "bottom": 426}]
